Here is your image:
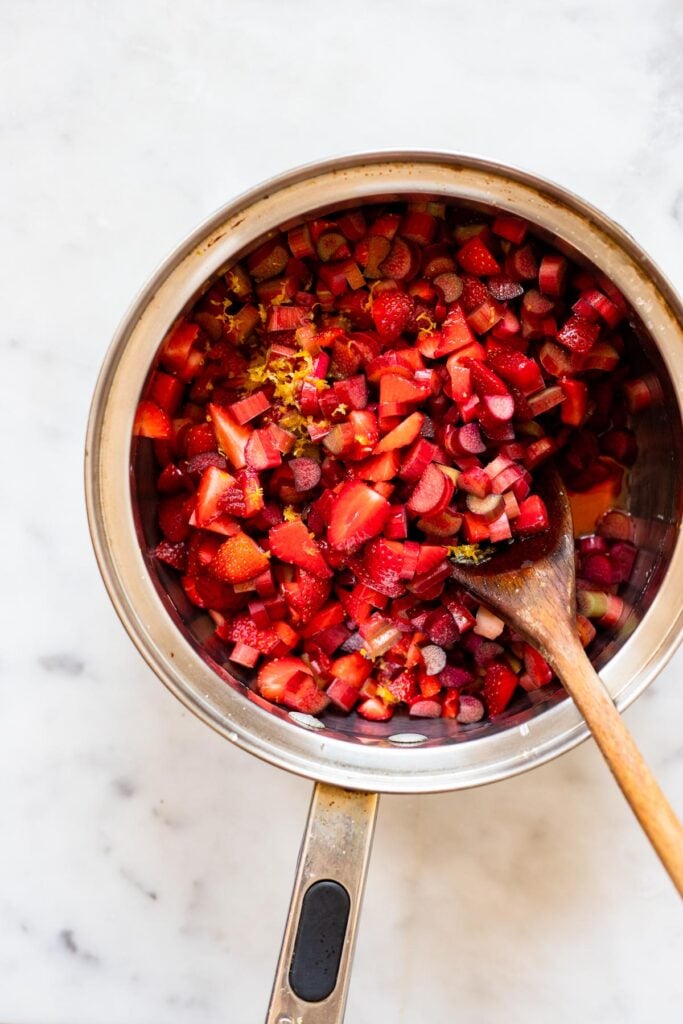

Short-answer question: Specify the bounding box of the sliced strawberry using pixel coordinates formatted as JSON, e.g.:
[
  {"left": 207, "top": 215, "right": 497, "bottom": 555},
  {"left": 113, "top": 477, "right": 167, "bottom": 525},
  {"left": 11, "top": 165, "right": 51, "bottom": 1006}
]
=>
[
  {"left": 258, "top": 656, "right": 312, "bottom": 703},
  {"left": 211, "top": 531, "right": 269, "bottom": 583},
  {"left": 270, "top": 520, "right": 332, "bottom": 577},
  {"left": 160, "top": 320, "right": 200, "bottom": 374},
  {"left": 371, "top": 289, "right": 413, "bottom": 340},
  {"left": 364, "top": 538, "right": 405, "bottom": 595},
  {"left": 356, "top": 696, "right": 393, "bottom": 721},
  {"left": 195, "top": 466, "right": 236, "bottom": 526},
  {"left": 158, "top": 494, "right": 195, "bottom": 542},
  {"left": 282, "top": 673, "right": 330, "bottom": 714},
  {"left": 456, "top": 236, "right": 501, "bottom": 276},
  {"left": 134, "top": 400, "right": 173, "bottom": 440},
  {"left": 556, "top": 315, "right": 600, "bottom": 354},
  {"left": 209, "top": 403, "right": 250, "bottom": 470},
  {"left": 374, "top": 411, "right": 424, "bottom": 453},
  {"left": 327, "top": 481, "right": 391, "bottom": 553},
  {"left": 330, "top": 651, "right": 373, "bottom": 687},
  {"left": 153, "top": 540, "right": 188, "bottom": 571},
  {"left": 483, "top": 662, "right": 519, "bottom": 716},
  {"left": 282, "top": 569, "right": 331, "bottom": 623}
]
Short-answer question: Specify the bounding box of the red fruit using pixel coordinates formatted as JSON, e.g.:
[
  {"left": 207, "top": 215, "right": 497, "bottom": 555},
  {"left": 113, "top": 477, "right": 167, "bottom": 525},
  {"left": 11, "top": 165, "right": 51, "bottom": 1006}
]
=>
[
  {"left": 374, "top": 411, "right": 424, "bottom": 453},
  {"left": 330, "top": 651, "right": 373, "bottom": 687},
  {"left": 364, "top": 538, "right": 405, "bottom": 594},
  {"left": 282, "top": 674, "right": 330, "bottom": 714},
  {"left": 371, "top": 289, "right": 413, "bottom": 340},
  {"left": 539, "top": 254, "right": 568, "bottom": 297},
  {"left": 150, "top": 371, "right": 184, "bottom": 415},
  {"left": 209, "top": 403, "right": 250, "bottom": 470},
  {"left": 153, "top": 540, "right": 188, "bottom": 571},
  {"left": 258, "top": 656, "right": 312, "bottom": 703},
  {"left": 487, "top": 351, "right": 544, "bottom": 395},
  {"left": 158, "top": 494, "right": 195, "bottom": 542},
  {"left": 160, "top": 320, "right": 200, "bottom": 374},
  {"left": 327, "top": 481, "right": 391, "bottom": 553},
  {"left": 408, "top": 697, "right": 442, "bottom": 718},
  {"left": 269, "top": 520, "right": 332, "bottom": 577},
  {"left": 134, "top": 400, "right": 173, "bottom": 440},
  {"left": 356, "top": 451, "right": 401, "bottom": 482},
  {"left": 195, "top": 466, "right": 236, "bottom": 526},
  {"left": 556, "top": 315, "right": 600, "bottom": 354},
  {"left": 211, "top": 531, "right": 269, "bottom": 583},
  {"left": 483, "top": 662, "right": 519, "bottom": 716},
  {"left": 492, "top": 215, "right": 528, "bottom": 245},
  {"left": 456, "top": 236, "right": 501, "bottom": 276},
  {"left": 356, "top": 697, "right": 394, "bottom": 721},
  {"left": 282, "top": 569, "right": 331, "bottom": 623}
]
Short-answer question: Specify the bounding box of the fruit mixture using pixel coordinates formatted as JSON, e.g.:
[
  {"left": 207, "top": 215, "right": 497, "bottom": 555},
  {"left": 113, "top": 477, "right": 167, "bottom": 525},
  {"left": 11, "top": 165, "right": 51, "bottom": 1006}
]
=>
[{"left": 134, "top": 200, "right": 657, "bottom": 725}]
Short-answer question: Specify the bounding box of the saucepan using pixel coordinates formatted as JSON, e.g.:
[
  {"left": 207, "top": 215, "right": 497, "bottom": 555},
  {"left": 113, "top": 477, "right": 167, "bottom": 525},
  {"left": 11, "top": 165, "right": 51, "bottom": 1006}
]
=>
[{"left": 85, "top": 152, "right": 683, "bottom": 1022}]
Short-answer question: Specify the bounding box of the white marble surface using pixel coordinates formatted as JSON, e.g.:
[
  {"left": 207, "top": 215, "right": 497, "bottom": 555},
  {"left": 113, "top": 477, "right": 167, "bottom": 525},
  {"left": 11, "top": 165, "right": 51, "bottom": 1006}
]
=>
[{"left": 2, "top": 1, "right": 682, "bottom": 1021}]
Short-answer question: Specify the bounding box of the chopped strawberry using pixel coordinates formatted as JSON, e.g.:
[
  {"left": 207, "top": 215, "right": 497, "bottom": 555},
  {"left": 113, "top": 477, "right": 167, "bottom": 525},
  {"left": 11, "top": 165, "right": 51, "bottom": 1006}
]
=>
[
  {"left": 456, "top": 237, "right": 501, "bottom": 276},
  {"left": 134, "top": 400, "right": 173, "bottom": 440},
  {"left": 269, "top": 520, "right": 332, "bottom": 577},
  {"left": 258, "top": 656, "right": 312, "bottom": 702},
  {"left": 327, "top": 481, "right": 391, "bottom": 553},
  {"left": 211, "top": 531, "right": 269, "bottom": 583},
  {"left": 371, "top": 289, "right": 413, "bottom": 340},
  {"left": 138, "top": 195, "right": 640, "bottom": 730},
  {"left": 483, "top": 662, "right": 519, "bottom": 717},
  {"left": 209, "top": 403, "right": 250, "bottom": 470}
]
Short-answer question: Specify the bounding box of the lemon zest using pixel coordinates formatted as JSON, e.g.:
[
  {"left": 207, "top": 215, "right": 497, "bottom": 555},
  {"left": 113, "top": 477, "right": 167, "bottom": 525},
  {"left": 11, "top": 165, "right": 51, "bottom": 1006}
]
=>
[{"left": 446, "top": 543, "right": 490, "bottom": 564}]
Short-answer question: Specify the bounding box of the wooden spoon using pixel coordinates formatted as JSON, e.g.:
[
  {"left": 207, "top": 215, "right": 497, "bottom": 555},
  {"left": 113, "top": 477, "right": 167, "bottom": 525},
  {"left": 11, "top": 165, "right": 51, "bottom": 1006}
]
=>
[{"left": 450, "top": 466, "right": 683, "bottom": 895}]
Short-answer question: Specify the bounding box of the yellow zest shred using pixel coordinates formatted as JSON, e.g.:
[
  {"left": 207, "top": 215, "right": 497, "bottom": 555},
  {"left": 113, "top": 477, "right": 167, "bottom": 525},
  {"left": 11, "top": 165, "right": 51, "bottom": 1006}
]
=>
[
  {"left": 446, "top": 543, "right": 491, "bottom": 564},
  {"left": 331, "top": 403, "right": 348, "bottom": 417},
  {"left": 377, "top": 685, "right": 399, "bottom": 706},
  {"left": 282, "top": 505, "right": 301, "bottom": 522},
  {"left": 415, "top": 310, "right": 437, "bottom": 338}
]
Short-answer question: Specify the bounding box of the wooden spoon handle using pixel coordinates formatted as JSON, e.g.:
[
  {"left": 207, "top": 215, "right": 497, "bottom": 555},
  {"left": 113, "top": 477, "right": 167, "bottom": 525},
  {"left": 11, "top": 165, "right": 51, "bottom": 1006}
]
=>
[{"left": 552, "top": 641, "right": 683, "bottom": 896}]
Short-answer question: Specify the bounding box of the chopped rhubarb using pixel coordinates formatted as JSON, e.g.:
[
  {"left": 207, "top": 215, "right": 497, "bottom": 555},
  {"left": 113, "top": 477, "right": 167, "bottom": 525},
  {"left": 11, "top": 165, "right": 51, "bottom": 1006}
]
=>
[{"left": 135, "top": 196, "right": 653, "bottom": 727}]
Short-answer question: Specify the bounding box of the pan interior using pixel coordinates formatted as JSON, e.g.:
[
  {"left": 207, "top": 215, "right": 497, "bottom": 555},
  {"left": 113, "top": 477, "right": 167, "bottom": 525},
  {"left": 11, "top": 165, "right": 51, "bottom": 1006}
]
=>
[{"left": 131, "top": 189, "right": 682, "bottom": 752}]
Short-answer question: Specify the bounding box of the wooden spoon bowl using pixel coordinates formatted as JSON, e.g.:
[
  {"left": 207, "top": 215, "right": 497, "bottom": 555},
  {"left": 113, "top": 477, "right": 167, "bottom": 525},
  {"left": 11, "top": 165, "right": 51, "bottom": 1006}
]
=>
[{"left": 450, "top": 466, "right": 683, "bottom": 895}]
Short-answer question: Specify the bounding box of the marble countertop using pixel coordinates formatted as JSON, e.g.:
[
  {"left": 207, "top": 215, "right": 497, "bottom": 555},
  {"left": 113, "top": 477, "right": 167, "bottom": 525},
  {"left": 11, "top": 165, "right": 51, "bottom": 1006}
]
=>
[{"left": 2, "top": 1, "right": 682, "bottom": 1021}]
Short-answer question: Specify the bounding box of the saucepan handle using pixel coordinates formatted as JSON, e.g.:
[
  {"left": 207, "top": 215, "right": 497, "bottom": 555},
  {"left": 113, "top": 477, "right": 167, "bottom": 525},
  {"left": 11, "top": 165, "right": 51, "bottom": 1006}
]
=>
[{"left": 265, "top": 783, "right": 378, "bottom": 1024}]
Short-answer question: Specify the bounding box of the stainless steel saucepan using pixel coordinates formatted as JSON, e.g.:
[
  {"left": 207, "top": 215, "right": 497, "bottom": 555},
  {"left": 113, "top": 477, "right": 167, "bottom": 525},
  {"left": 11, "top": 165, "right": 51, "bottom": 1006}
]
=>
[{"left": 85, "top": 153, "right": 683, "bottom": 1023}]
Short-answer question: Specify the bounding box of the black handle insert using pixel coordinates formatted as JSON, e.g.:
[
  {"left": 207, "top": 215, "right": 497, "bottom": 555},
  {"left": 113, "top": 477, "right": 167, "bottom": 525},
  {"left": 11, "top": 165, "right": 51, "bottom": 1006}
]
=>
[{"left": 288, "top": 879, "right": 350, "bottom": 1002}]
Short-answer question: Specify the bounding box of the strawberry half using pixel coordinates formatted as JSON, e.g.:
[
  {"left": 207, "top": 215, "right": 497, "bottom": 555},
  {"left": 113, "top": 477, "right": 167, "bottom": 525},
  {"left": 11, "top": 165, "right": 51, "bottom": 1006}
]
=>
[
  {"left": 211, "top": 530, "right": 269, "bottom": 583},
  {"left": 371, "top": 289, "right": 413, "bottom": 341},
  {"left": 327, "top": 481, "right": 391, "bottom": 553},
  {"left": 134, "top": 400, "right": 173, "bottom": 440},
  {"left": 483, "top": 661, "right": 519, "bottom": 717}
]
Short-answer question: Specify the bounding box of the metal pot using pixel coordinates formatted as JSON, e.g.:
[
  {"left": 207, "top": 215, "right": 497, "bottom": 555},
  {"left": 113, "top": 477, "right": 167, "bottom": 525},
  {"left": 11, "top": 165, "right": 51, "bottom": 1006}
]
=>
[{"left": 85, "top": 152, "right": 683, "bottom": 1023}]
